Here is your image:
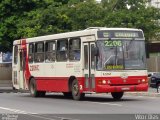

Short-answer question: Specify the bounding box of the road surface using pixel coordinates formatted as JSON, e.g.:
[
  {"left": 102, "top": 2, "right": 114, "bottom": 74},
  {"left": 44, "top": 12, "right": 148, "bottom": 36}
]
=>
[{"left": 0, "top": 92, "right": 160, "bottom": 120}]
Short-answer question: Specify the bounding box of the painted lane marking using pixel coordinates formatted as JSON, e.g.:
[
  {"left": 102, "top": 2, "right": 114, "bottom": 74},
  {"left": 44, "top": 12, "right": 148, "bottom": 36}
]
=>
[
  {"left": 84, "top": 101, "right": 122, "bottom": 107},
  {"left": 0, "top": 106, "right": 79, "bottom": 120},
  {"left": 125, "top": 95, "right": 158, "bottom": 99},
  {"left": 0, "top": 107, "right": 30, "bottom": 114}
]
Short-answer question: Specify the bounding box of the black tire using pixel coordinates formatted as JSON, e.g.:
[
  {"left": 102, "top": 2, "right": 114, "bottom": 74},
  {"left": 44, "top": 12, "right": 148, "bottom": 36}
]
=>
[
  {"left": 157, "top": 83, "right": 160, "bottom": 93},
  {"left": 111, "top": 92, "right": 124, "bottom": 100},
  {"left": 71, "top": 79, "right": 85, "bottom": 100},
  {"left": 63, "top": 92, "right": 72, "bottom": 98},
  {"left": 29, "top": 78, "right": 40, "bottom": 97}
]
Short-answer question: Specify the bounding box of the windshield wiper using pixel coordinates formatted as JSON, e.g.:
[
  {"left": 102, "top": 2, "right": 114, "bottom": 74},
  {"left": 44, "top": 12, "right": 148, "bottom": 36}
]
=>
[{"left": 126, "top": 38, "right": 135, "bottom": 51}]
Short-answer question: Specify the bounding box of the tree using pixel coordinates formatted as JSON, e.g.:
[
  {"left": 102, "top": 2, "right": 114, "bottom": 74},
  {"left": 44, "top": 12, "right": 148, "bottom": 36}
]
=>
[
  {"left": 0, "top": 0, "right": 42, "bottom": 51},
  {"left": 0, "top": 0, "right": 160, "bottom": 51},
  {"left": 102, "top": 0, "right": 160, "bottom": 41},
  {"left": 65, "top": 0, "right": 104, "bottom": 30}
]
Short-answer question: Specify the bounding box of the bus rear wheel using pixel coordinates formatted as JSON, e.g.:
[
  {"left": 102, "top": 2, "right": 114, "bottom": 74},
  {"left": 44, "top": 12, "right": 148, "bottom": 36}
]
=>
[
  {"left": 71, "top": 79, "right": 84, "bottom": 100},
  {"left": 111, "top": 92, "right": 124, "bottom": 100},
  {"left": 29, "top": 78, "right": 46, "bottom": 97}
]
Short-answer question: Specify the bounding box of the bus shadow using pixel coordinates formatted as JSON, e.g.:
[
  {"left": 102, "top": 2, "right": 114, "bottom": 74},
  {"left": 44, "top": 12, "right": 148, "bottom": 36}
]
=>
[
  {"left": 82, "top": 96, "right": 142, "bottom": 102},
  {"left": 22, "top": 93, "right": 143, "bottom": 103},
  {"left": 44, "top": 93, "right": 142, "bottom": 103}
]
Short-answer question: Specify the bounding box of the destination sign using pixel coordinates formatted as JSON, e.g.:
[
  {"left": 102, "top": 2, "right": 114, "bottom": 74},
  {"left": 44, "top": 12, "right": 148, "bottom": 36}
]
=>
[
  {"left": 106, "top": 65, "right": 124, "bottom": 70},
  {"left": 97, "top": 30, "right": 143, "bottom": 38},
  {"left": 115, "top": 32, "right": 138, "bottom": 38}
]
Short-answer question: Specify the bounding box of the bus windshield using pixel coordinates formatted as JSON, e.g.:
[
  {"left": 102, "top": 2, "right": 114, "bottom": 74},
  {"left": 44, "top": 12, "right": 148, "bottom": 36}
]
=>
[{"left": 96, "top": 40, "right": 146, "bottom": 70}]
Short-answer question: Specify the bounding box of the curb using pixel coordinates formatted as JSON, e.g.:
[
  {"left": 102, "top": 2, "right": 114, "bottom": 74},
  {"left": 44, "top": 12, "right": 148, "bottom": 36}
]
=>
[
  {"left": 0, "top": 87, "right": 18, "bottom": 93},
  {"left": 125, "top": 92, "right": 160, "bottom": 97},
  {"left": 0, "top": 89, "right": 15, "bottom": 93},
  {"left": 0, "top": 87, "right": 160, "bottom": 97},
  {"left": 0, "top": 89, "right": 29, "bottom": 93}
]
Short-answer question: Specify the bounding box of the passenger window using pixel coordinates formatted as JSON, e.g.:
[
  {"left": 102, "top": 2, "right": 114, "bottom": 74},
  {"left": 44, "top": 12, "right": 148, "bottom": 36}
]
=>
[
  {"left": 57, "top": 39, "right": 68, "bottom": 61},
  {"left": 45, "top": 41, "right": 56, "bottom": 62},
  {"left": 35, "top": 42, "right": 44, "bottom": 62},
  {"left": 69, "top": 38, "right": 81, "bottom": 61},
  {"left": 29, "top": 44, "right": 34, "bottom": 63}
]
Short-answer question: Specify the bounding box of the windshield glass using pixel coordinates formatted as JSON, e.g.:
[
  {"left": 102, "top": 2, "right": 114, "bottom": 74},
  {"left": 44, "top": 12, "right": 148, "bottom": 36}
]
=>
[{"left": 96, "top": 40, "right": 146, "bottom": 70}]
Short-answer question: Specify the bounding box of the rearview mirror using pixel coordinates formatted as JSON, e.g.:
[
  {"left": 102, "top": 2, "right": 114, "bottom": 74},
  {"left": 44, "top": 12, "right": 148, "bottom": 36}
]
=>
[{"left": 148, "top": 74, "right": 151, "bottom": 77}]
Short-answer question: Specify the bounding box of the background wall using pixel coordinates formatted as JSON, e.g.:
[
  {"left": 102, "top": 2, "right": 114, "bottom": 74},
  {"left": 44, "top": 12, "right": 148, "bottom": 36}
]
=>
[{"left": 0, "top": 63, "right": 12, "bottom": 87}]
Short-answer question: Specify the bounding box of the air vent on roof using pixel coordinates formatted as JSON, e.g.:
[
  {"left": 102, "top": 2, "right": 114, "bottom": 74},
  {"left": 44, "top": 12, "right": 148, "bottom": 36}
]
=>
[{"left": 85, "top": 27, "right": 106, "bottom": 30}]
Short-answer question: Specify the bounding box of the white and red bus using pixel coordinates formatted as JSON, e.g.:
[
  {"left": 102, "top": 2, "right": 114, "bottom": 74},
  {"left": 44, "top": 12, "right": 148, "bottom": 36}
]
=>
[{"left": 12, "top": 27, "right": 148, "bottom": 100}]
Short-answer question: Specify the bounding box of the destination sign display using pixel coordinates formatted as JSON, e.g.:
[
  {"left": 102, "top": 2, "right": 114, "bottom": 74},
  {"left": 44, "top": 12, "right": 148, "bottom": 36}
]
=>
[
  {"left": 115, "top": 32, "right": 138, "bottom": 38},
  {"left": 97, "top": 30, "right": 143, "bottom": 38}
]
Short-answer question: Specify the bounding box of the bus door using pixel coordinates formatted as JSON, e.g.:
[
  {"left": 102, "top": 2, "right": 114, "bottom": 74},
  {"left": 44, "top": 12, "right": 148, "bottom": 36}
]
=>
[
  {"left": 18, "top": 48, "right": 26, "bottom": 89},
  {"left": 83, "top": 42, "right": 96, "bottom": 91}
]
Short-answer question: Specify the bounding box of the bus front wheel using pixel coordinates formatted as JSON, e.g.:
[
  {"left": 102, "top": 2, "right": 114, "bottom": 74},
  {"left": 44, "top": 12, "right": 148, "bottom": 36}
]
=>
[
  {"left": 111, "top": 92, "right": 124, "bottom": 100},
  {"left": 71, "top": 79, "right": 84, "bottom": 100}
]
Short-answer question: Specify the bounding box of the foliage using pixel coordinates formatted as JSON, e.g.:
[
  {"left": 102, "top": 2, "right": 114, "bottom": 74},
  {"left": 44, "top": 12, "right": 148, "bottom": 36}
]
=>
[{"left": 0, "top": 0, "right": 160, "bottom": 51}]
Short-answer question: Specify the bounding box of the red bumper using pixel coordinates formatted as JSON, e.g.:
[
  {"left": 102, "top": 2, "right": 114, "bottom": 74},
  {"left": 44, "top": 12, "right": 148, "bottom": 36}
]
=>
[{"left": 96, "top": 83, "right": 148, "bottom": 93}]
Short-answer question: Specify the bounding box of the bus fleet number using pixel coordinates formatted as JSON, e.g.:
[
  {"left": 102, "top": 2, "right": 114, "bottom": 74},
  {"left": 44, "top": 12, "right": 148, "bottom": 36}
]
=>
[{"left": 105, "top": 41, "right": 122, "bottom": 47}]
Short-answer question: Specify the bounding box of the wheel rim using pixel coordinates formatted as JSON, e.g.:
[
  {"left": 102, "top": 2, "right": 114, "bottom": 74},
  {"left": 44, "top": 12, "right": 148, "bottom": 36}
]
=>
[{"left": 73, "top": 82, "right": 79, "bottom": 96}]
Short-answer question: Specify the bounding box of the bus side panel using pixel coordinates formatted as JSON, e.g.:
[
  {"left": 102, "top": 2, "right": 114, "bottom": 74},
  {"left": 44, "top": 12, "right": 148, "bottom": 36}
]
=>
[
  {"left": 36, "top": 77, "right": 69, "bottom": 92},
  {"left": 35, "top": 77, "right": 85, "bottom": 92}
]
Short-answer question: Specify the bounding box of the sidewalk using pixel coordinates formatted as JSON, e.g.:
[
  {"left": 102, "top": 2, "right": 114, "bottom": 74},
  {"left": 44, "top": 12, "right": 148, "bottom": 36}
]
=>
[
  {"left": 0, "top": 86, "right": 160, "bottom": 97},
  {"left": 0, "top": 79, "right": 12, "bottom": 93},
  {"left": 0, "top": 86, "right": 14, "bottom": 93},
  {"left": 125, "top": 88, "right": 160, "bottom": 97}
]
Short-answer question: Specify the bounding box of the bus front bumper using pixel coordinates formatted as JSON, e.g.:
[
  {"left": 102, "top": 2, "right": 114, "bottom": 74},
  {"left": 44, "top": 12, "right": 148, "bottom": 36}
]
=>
[{"left": 96, "top": 83, "right": 148, "bottom": 93}]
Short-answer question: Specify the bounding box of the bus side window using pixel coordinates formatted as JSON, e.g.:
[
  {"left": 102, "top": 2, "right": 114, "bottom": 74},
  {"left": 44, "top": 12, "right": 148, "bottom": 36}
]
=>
[
  {"left": 69, "top": 38, "right": 81, "bottom": 61},
  {"left": 13, "top": 45, "right": 18, "bottom": 64},
  {"left": 29, "top": 44, "right": 34, "bottom": 63},
  {"left": 57, "top": 39, "right": 68, "bottom": 61},
  {"left": 45, "top": 41, "right": 56, "bottom": 62},
  {"left": 35, "top": 42, "right": 44, "bottom": 62}
]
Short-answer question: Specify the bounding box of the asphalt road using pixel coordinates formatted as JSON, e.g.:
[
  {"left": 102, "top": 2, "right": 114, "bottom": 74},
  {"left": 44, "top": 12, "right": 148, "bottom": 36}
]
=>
[{"left": 0, "top": 92, "right": 160, "bottom": 120}]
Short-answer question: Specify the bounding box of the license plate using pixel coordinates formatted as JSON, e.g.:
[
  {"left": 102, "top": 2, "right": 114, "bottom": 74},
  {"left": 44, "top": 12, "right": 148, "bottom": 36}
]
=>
[{"left": 122, "top": 87, "right": 130, "bottom": 90}]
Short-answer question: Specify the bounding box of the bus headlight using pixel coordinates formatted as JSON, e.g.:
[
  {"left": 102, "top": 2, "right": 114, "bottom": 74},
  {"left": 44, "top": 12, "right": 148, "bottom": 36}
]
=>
[
  {"left": 142, "top": 79, "right": 146, "bottom": 83},
  {"left": 102, "top": 80, "right": 106, "bottom": 84},
  {"left": 98, "top": 80, "right": 107, "bottom": 85}
]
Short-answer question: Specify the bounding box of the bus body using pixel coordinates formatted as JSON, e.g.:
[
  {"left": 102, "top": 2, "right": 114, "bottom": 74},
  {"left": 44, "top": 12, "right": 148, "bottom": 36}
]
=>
[{"left": 12, "top": 27, "right": 148, "bottom": 100}]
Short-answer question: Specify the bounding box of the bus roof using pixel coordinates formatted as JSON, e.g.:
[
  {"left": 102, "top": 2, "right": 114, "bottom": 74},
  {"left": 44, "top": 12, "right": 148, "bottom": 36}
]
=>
[{"left": 13, "top": 27, "right": 143, "bottom": 45}]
